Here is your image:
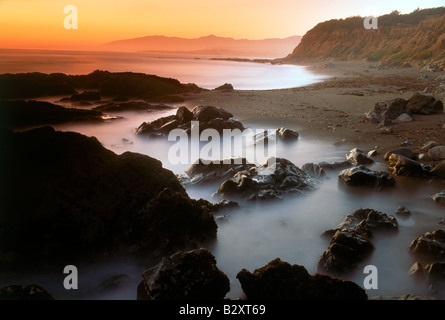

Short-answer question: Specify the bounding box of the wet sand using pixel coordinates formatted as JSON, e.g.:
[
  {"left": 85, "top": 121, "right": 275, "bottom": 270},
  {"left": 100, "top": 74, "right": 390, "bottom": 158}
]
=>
[{"left": 180, "top": 60, "right": 445, "bottom": 165}]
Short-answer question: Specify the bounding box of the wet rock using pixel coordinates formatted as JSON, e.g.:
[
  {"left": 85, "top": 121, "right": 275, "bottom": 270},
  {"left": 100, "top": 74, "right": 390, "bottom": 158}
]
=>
[
  {"left": 213, "top": 158, "right": 317, "bottom": 201},
  {"left": 365, "top": 98, "right": 409, "bottom": 123},
  {"left": 0, "top": 127, "right": 217, "bottom": 270},
  {"left": 317, "top": 229, "right": 374, "bottom": 275},
  {"left": 433, "top": 191, "right": 445, "bottom": 205},
  {"left": 345, "top": 148, "right": 374, "bottom": 165},
  {"left": 425, "top": 262, "right": 445, "bottom": 296},
  {"left": 137, "top": 248, "right": 230, "bottom": 300},
  {"left": 431, "top": 161, "right": 445, "bottom": 178},
  {"left": 367, "top": 149, "right": 378, "bottom": 157},
  {"left": 211, "top": 199, "right": 239, "bottom": 212},
  {"left": 300, "top": 163, "right": 326, "bottom": 178},
  {"left": 135, "top": 105, "right": 245, "bottom": 137},
  {"left": 383, "top": 148, "right": 417, "bottom": 161},
  {"left": 178, "top": 157, "right": 255, "bottom": 186},
  {"left": 394, "top": 205, "right": 412, "bottom": 218},
  {"left": 192, "top": 105, "right": 233, "bottom": 122},
  {"left": 409, "top": 262, "right": 426, "bottom": 281},
  {"left": 421, "top": 141, "right": 441, "bottom": 152},
  {"left": 409, "top": 230, "right": 445, "bottom": 263},
  {"left": 338, "top": 165, "right": 395, "bottom": 189},
  {"left": 428, "top": 146, "right": 445, "bottom": 160},
  {"left": 323, "top": 208, "right": 398, "bottom": 239},
  {"left": 0, "top": 284, "right": 54, "bottom": 300},
  {"left": 137, "top": 188, "right": 218, "bottom": 255},
  {"left": 236, "top": 258, "right": 367, "bottom": 300},
  {"left": 176, "top": 106, "right": 193, "bottom": 124},
  {"left": 276, "top": 127, "right": 299, "bottom": 141},
  {"left": 388, "top": 154, "right": 431, "bottom": 178},
  {"left": 407, "top": 92, "right": 443, "bottom": 115}
]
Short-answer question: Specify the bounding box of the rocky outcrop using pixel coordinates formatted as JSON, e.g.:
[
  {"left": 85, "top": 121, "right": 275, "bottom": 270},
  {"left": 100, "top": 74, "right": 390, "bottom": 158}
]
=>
[
  {"left": 323, "top": 208, "right": 399, "bottom": 239},
  {"left": 135, "top": 105, "right": 245, "bottom": 137},
  {"left": 319, "top": 209, "right": 398, "bottom": 275},
  {"left": 0, "top": 70, "right": 199, "bottom": 100},
  {"left": 178, "top": 157, "right": 255, "bottom": 186},
  {"left": 387, "top": 154, "right": 431, "bottom": 178},
  {"left": 0, "top": 127, "right": 217, "bottom": 271},
  {"left": 394, "top": 205, "right": 412, "bottom": 218},
  {"left": 317, "top": 229, "right": 374, "bottom": 275},
  {"left": 345, "top": 148, "right": 374, "bottom": 165},
  {"left": 236, "top": 258, "right": 367, "bottom": 300},
  {"left": 69, "top": 91, "right": 101, "bottom": 101},
  {"left": 409, "top": 262, "right": 445, "bottom": 297},
  {"left": 212, "top": 158, "right": 317, "bottom": 201},
  {"left": 407, "top": 92, "right": 443, "bottom": 115},
  {"left": 0, "top": 285, "right": 54, "bottom": 300},
  {"left": 430, "top": 161, "right": 445, "bottom": 178},
  {"left": 338, "top": 165, "right": 395, "bottom": 189},
  {"left": 0, "top": 100, "right": 104, "bottom": 128},
  {"left": 409, "top": 230, "right": 445, "bottom": 263},
  {"left": 364, "top": 98, "right": 409, "bottom": 123},
  {"left": 137, "top": 248, "right": 230, "bottom": 300},
  {"left": 300, "top": 163, "right": 326, "bottom": 178}
]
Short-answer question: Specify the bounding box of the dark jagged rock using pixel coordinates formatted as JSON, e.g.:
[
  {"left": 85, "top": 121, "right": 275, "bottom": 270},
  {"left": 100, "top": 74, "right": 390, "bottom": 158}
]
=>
[
  {"left": 339, "top": 165, "right": 396, "bottom": 189},
  {"left": 0, "top": 100, "right": 104, "bottom": 128},
  {"left": 93, "top": 102, "right": 171, "bottom": 112},
  {"left": 137, "top": 248, "right": 230, "bottom": 300},
  {"left": 407, "top": 92, "right": 443, "bottom": 115},
  {"left": 388, "top": 154, "right": 431, "bottom": 178},
  {"left": 136, "top": 188, "right": 217, "bottom": 255},
  {"left": 425, "top": 262, "right": 445, "bottom": 296},
  {"left": 0, "top": 127, "right": 217, "bottom": 271},
  {"left": 178, "top": 157, "right": 255, "bottom": 186},
  {"left": 365, "top": 98, "right": 409, "bottom": 123},
  {"left": 192, "top": 105, "right": 233, "bottom": 122},
  {"left": 236, "top": 258, "right": 367, "bottom": 300},
  {"left": 276, "top": 127, "right": 299, "bottom": 141},
  {"left": 323, "top": 208, "right": 398, "bottom": 240},
  {"left": 317, "top": 229, "right": 374, "bottom": 275},
  {"left": 0, "top": 284, "right": 54, "bottom": 300},
  {"left": 345, "top": 148, "right": 374, "bottom": 165},
  {"left": 69, "top": 91, "right": 100, "bottom": 101},
  {"left": 212, "top": 158, "right": 317, "bottom": 202},
  {"left": 383, "top": 148, "right": 417, "bottom": 161},
  {"left": 394, "top": 205, "right": 412, "bottom": 218},
  {"left": 300, "top": 163, "right": 326, "bottom": 178},
  {"left": 433, "top": 191, "right": 445, "bottom": 205},
  {"left": 409, "top": 230, "right": 445, "bottom": 263},
  {"left": 0, "top": 70, "right": 199, "bottom": 100},
  {"left": 135, "top": 105, "right": 246, "bottom": 137}
]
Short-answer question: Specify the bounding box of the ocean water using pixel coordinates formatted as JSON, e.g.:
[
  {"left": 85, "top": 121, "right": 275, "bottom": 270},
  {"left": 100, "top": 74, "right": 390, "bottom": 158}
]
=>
[{"left": 0, "top": 49, "right": 327, "bottom": 90}]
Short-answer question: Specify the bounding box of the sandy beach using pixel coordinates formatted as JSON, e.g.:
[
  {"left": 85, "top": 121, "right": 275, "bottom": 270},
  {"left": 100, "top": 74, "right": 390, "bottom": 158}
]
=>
[{"left": 180, "top": 61, "right": 445, "bottom": 165}]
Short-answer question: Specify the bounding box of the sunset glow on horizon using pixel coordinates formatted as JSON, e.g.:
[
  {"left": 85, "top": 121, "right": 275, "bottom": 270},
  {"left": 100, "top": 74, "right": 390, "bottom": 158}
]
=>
[{"left": 0, "top": 0, "right": 444, "bottom": 50}]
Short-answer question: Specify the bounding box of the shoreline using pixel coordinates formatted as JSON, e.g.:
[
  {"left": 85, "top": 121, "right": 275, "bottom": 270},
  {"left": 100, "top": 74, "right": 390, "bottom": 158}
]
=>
[{"left": 180, "top": 60, "right": 445, "bottom": 164}]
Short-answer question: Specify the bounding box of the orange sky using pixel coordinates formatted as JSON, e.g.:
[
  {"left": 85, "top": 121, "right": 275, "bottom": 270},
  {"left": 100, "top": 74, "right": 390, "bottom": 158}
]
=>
[{"left": 0, "top": 0, "right": 443, "bottom": 50}]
